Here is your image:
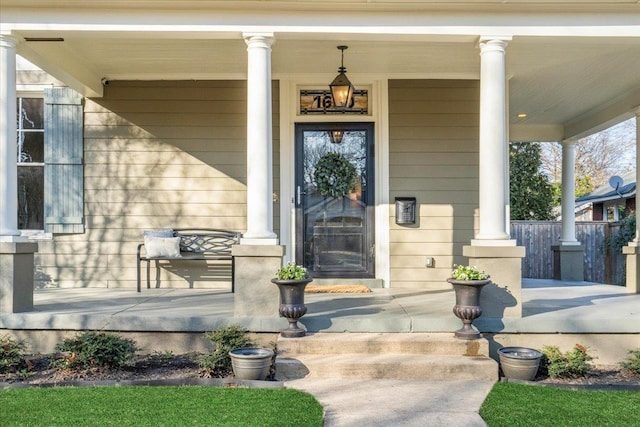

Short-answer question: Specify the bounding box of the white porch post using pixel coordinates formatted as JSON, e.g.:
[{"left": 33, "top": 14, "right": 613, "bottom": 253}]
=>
[
  {"left": 634, "top": 108, "right": 640, "bottom": 243},
  {"left": 552, "top": 139, "right": 585, "bottom": 281},
  {"left": 474, "top": 37, "right": 512, "bottom": 244},
  {"left": 0, "top": 34, "right": 37, "bottom": 313},
  {"left": 560, "top": 140, "right": 579, "bottom": 244},
  {"left": 0, "top": 34, "right": 20, "bottom": 240},
  {"left": 623, "top": 107, "right": 640, "bottom": 293},
  {"left": 464, "top": 36, "right": 525, "bottom": 319},
  {"left": 233, "top": 33, "right": 283, "bottom": 321},
  {"left": 242, "top": 32, "right": 277, "bottom": 244}
]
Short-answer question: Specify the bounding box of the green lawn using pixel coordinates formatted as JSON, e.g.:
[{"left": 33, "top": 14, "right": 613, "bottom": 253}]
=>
[
  {"left": 0, "top": 386, "right": 323, "bottom": 427},
  {"left": 481, "top": 382, "right": 640, "bottom": 427}
]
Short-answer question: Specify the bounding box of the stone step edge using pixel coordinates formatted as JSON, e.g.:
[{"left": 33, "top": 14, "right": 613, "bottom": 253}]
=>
[
  {"left": 277, "top": 333, "right": 489, "bottom": 357},
  {"left": 276, "top": 354, "right": 498, "bottom": 381}
]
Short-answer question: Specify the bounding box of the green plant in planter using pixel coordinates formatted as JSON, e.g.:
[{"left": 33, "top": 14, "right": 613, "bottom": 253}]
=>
[
  {"left": 275, "top": 262, "right": 309, "bottom": 280},
  {"left": 450, "top": 264, "right": 490, "bottom": 281}
]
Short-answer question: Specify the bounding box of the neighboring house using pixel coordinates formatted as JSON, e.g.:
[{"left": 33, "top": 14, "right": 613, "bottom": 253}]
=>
[
  {"left": 1, "top": 1, "right": 639, "bottom": 306},
  {"left": 575, "top": 171, "right": 636, "bottom": 222}
]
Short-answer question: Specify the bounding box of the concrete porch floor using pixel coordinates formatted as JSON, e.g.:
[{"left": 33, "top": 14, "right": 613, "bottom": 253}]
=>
[{"left": 2, "top": 279, "right": 639, "bottom": 363}]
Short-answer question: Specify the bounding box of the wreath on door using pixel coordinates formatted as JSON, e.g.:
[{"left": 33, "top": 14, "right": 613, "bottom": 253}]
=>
[{"left": 314, "top": 152, "right": 358, "bottom": 198}]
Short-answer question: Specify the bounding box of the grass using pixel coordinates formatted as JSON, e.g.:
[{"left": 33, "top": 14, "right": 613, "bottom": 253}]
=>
[
  {"left": 480, "top": 382, "right": 640, "bottom": 427},
  {"left": 0, "top": 386, "right": 323, "bottom": 427}
]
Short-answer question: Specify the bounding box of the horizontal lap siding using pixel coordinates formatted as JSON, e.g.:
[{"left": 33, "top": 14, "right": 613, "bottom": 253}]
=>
[
  {"left": 388, "top": 80, "right": 479, "bottom": 288},
  {"left": 37, "top": 80, "right": 280, "bottom": 288}
]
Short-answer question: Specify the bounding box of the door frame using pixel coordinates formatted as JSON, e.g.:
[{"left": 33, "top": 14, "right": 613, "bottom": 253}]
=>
[
  {"left": 278, "top": 79, "right": 390, "bottom": 286},
  {"left": 294, "top": 122, "right": 376, "bottom": 278}
]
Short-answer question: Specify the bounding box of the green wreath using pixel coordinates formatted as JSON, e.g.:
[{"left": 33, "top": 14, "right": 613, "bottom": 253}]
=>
[{"left": 314, "top": 152, "right": 358, "bottom": 198}]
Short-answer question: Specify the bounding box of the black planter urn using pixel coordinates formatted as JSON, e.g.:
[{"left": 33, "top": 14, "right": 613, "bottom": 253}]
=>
[
  {"left": 446, "top": 278, "right": 491, "bottom": 340},
  {"left": 271, "top": 278, "right": 313, "bottom": 337}
]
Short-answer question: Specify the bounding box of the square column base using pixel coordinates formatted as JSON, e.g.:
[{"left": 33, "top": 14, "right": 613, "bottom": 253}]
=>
[
  {"left": 622, "top": 245, "right": 640, "bottom": 293},
  {"left": 232, "top": 244, "right": 285, "bottom": 317},
  {"left": 463, "top": 245, "right": 526, "bottom": 318},
  {"left": 0, "top": 242, "right": 38, "bottom": 313},
  {"left": 551, "top": 245, "right": 585, "bottom": 282}
]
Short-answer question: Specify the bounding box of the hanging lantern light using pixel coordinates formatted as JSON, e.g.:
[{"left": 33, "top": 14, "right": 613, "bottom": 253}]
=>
[
  {"left": 328, "top": 130, "right": 345, "bottom": 144},
  {"left": 329, "top": 46, "right": 354, "bottom": 110}
]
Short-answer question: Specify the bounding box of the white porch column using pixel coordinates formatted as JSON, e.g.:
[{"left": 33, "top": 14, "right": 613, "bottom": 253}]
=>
[
  {"left": 552, "top": 139, "right": 585, "bottom": 281},
  {"left": 233, "top": 33, "right": 283, "bottom": 319},
  {"left": 623, "top": 107, "right": 640, "bottom": 293},
  {"left": 0, "top": 34, "right": 37, "bottom": 313},
  {"left": 0, "top": 34, "right": 20, "bottom": 240},
  {"left": 560, "top": 140, "right": 579, "bottom": 244},
  {"left": 634, "top": 108, "right": 640, "bottom": 243},
  {"left": 465, "top": 36, "right": 524, "bottom": 319},
  {"left": 473, "top": 37, "right": 513, "bottom": 244},
  {"left": 242, "top": 33, "right": 277, "bottom": 244}
]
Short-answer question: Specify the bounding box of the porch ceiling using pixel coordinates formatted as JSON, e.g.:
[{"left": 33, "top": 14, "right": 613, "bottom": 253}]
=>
[{"left": 4, "top": 2, "right": 640, "bottom": 140}]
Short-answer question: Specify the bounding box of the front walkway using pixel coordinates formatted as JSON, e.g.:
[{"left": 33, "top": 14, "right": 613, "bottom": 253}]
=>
[{"left": 2, "top": 279, "right": 638, "bottom": 335}]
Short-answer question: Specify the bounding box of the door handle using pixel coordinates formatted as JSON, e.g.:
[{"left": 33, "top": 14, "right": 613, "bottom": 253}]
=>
[{"left": 297, "top": 186, "right": 307, "bottom": 205}]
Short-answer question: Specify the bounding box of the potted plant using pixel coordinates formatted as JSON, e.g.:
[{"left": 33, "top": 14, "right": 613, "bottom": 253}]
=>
[
  {"left": 447, "top": 265, "right": 491, "bottom": 340},
  {"left": 229, "top": 347, "right": 275, "bottom": 381},
  {"left": 271, "top": 262, "right": 313, "bottom": 337},
  {"left": 498, "top": 346, "right": 543, "bottom": 381}
]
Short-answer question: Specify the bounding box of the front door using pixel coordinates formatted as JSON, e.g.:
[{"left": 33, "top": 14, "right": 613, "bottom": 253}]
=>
[{"left": 295, "top": 123, "right": 375, "bottom": 278}]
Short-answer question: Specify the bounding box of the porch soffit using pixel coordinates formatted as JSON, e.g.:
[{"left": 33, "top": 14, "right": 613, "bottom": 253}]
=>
[{"left": 2, "top": 3, "right": 639, "bottom": 139}]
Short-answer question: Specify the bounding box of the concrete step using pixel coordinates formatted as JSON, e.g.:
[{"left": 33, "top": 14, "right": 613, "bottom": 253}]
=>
[
  {"left": 275, "top": 333, "right": 498, "bottom": 381},
  {"left": 276, "top": 354, "right": 498, "bottom": 381},
  {"left": 277, "top": 332, "right": 489, "bottom": 357}
]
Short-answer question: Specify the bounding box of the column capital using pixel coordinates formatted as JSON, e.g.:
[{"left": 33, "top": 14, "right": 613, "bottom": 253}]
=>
[
  {"left": 478, "top": 36, "right": 512, "bottom": 51},
  {"left": 561, "top": 138, "right": 578, "bottom": 147},
  {"left": 0, "top": 34, "right": 20, "bottom": 49},
  {"left": 634, "top": 106, "right": 640, "bottom": 117},
  {"left": 243, "top": 32, "right": 275, "bottom": 47}
]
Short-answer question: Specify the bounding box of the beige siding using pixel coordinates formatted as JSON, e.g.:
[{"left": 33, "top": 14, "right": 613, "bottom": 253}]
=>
[
  {"left": 36, "top": 80, "right": 280, "bottom": 289},
  {"left": 388, "top": 80, "right": 479, "bottom": 289}
]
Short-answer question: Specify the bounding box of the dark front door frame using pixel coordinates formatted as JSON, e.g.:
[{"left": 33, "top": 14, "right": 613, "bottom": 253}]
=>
[{"left": 294, "top": 122, "right": 375, "bottom": 278}]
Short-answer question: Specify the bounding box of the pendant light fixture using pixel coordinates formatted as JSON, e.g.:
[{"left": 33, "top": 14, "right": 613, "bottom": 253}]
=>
[
  {"left": 329, "top": 46, "right": 355, "bottom": 110},
  {"left": 328, "top": 130, "right": 345, "bottom": 144}
]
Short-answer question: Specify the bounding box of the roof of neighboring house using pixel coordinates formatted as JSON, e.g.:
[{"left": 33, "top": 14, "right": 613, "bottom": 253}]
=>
[{"left": 576, "top": 170, "right": 636, "bottom": 204}]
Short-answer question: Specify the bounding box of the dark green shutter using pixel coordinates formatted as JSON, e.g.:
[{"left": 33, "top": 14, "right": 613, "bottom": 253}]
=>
[{"left": 44, "top": 87, "right": 84, "bottom": 233}]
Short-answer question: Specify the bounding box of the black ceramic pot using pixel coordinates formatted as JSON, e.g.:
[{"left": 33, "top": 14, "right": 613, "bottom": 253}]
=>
[
  {"left": 447, "top": 278, "right": 491, "bottom": 340},
  {"left": 271, "top": 278, "right": 313, "bottom": 337}
]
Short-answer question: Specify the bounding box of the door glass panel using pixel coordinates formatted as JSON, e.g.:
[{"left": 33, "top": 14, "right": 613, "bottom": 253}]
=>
[{"left": 296, "top": 123, "right": 374, "bottom": 278}]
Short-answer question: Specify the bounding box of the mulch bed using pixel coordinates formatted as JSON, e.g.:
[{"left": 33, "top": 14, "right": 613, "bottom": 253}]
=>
[
  {"left": 2, "top": 354, "right": 639, "bottom": 390},
  {"left": 501, "top": 365, "right": 640, "bottom": 391},
  {"left": 1, "top": 353, "right": 206, "bottom": 387}
]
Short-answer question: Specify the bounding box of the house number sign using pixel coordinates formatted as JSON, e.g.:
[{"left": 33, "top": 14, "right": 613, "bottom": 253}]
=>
[{"left": 299, "top": 89, "right": 368, "bottom": 115}]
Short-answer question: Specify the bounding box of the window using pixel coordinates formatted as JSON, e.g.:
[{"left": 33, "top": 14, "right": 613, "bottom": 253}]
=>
[
  {"left": 17, "top": 97, "right": 45, "bottom": 230},
  {"left": 16, "top": 88, "right": 84, "bottom": 234}
]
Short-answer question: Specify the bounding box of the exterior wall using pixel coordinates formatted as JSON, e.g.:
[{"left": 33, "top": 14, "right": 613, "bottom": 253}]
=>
[
  {"left": 388, "top": 80, "right": 479, "bottom": 289},
  {"left": 34, "top": 80, "right": 280, "bottom": 288}
]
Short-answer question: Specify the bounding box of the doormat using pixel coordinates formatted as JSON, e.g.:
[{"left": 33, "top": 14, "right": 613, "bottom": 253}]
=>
[{"left": 305, "top": 285, "right": 371, "bottom": 293}]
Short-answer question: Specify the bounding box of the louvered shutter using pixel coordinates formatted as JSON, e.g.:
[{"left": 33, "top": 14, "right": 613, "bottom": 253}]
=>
[{"left": 44, "top": 87, "right": 84, "bottom": 233}]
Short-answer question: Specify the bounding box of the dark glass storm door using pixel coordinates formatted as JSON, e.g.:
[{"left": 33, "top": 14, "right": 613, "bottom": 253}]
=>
[{"left": 295, "top": 123, "right": 375, "bottom": 278}]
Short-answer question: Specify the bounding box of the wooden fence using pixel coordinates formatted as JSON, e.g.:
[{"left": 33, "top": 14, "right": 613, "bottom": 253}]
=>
[{"left": 510, "top": 221, "right": 625, "bottom": 284}]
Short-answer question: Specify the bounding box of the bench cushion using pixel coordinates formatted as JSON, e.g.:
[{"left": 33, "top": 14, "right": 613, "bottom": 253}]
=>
[{"left": 144, "top": 236, "right": 182, "bottom": 258}]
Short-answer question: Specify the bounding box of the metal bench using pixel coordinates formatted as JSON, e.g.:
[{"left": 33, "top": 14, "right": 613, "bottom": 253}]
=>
[{"left": 136, "top": 228, "right": 241, "bottom": 292}]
